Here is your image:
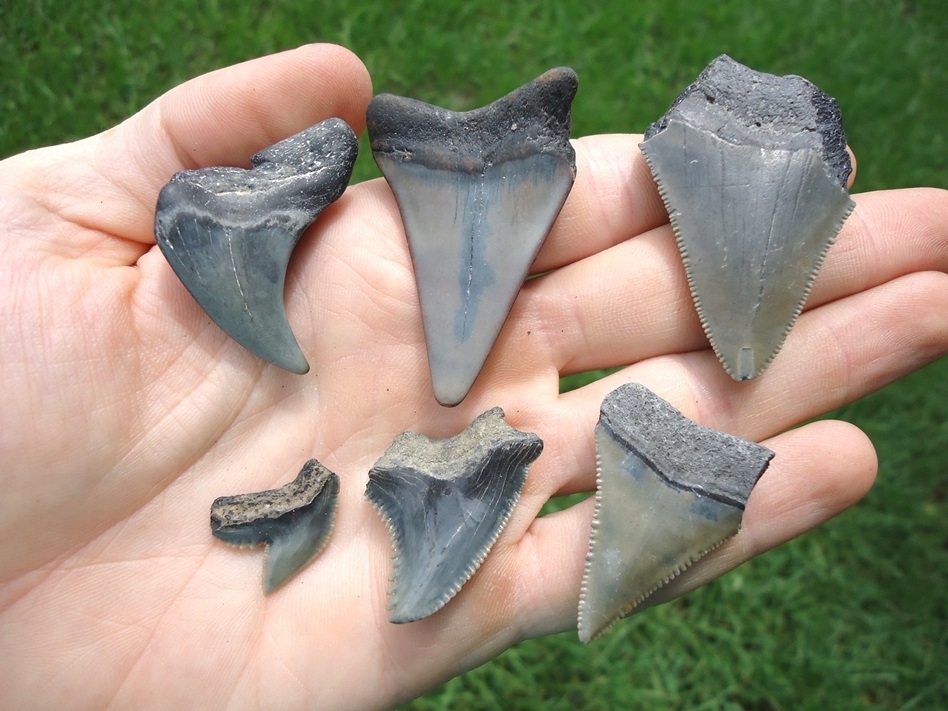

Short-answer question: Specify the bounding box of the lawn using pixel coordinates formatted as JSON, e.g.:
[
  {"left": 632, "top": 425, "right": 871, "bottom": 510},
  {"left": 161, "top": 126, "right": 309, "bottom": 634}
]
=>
[{"left": 2, "top": 1, "right": 945, "bottom": 708}]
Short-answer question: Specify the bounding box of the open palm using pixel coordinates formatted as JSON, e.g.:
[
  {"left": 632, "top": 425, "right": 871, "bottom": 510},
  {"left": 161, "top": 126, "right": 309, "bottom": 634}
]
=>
[{"left": 1, "top": 45, "right": 945, "bottom": 710}]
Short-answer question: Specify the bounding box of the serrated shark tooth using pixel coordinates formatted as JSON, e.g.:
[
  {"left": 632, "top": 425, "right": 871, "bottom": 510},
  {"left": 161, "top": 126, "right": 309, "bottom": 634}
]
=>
[
  {"left": 365, "top": 408, "right": 543, "bottom": 623},
  {"left": 640, "top": 55, "right": 855, "bottom": 380},
  {"left": 367, "top": 68, "right": 578, "bottom": 406},
  {"left": 155, "top": 118, "right": 359, "bottom": 373},
  {"left": 578, "top": 383, "right": 773, "bottom": 643},
  {"left": 210, "top": 459, "right": 339, "bottom": 594}
]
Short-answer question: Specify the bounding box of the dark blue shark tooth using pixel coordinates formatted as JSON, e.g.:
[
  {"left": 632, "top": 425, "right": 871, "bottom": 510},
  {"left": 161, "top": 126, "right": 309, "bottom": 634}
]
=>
[
  {"left": 367, "top": 68, "right": 578, "bottom": 406},
  {"left": 365, "top": 407, "right": 543, "bottom": 623},
  {"left": 578, "top": 383, "right": 773, "bottom": 643},
  {"left": 641, "top": 55, "right": 855, "bottom": 380},
  {"left": 210, "top": 459, "right": 339, "bottom": 594},
  {"left": 155, "top": 118, "right": 358, "bottom": 374}
]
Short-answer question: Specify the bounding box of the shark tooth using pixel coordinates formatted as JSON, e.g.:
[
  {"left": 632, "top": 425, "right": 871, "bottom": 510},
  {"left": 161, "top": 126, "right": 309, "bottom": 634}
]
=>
[
  {"left": 367, "top": 68, "right": 578, "bottom": 405},
  {"left": 155, "top": 118, "right": 358, "bottom": 373},
  {"left": 578, "top": 383, "right": 773, "bottom": 643},
  {"left": 210, "top": 458, "right": 339, "bottom": 594},
  {"left": 640, "top": 55, "right": 855, "bottom": 380},
  {"left": 366, "top": 408, "right": 543, "bottom": 622}
]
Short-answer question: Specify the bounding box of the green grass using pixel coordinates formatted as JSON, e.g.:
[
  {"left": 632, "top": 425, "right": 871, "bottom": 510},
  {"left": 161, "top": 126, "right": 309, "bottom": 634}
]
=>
[{"left": 3, "top": 1, "right": 945, "bottom": 708}]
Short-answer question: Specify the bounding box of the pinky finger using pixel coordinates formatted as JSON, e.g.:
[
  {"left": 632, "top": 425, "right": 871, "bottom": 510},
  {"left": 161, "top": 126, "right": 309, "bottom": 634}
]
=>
[{"left": 638, "top": 418, "right": 877, "bottom": 610}]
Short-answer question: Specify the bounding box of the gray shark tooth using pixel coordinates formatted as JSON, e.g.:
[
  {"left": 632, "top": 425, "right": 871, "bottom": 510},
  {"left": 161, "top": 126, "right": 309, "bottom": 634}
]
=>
[
  {"left": 578, "top": 383, "right": 773, "bottom": 643},
  {"left": 155, "top": 118, "right": 358, "bottom": 374},
  {"left": 367, "top": 68, "right": 578, "bottom": 406},
  {"left": 640, "top": 55, "right": 855, "bottom": 380},
  {"left": 365, "top": 408, "right": 543, "bottom": 623},
  {"left": 210, "top": 458, "right": 339, "bottom": 594}
]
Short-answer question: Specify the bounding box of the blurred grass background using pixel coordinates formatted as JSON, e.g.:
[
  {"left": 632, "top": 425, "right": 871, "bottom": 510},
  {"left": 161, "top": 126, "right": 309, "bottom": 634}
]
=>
[{"left": 2, "top": 0, "right": 945, "bottom": 708}]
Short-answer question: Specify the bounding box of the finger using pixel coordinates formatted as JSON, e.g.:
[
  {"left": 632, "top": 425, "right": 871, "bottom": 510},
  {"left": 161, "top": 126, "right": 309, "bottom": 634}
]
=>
[
  {"left": 543, "top": 268, "right": 947, "bottom": 499},
  {"left": 124, "top": 44, "right": 371, "bottom": 182},
  {"left": 494, "top": 418, "right": 876, "bottom": 641},
  {"left": 628, "top": 270, "right": 948, "bottom": 440},
  {"left": 520, "top": 220, "right": 700, "bottom": 375},
  {"left": 531, "top": 134, "right": 669, "bottom": 272},
  {"left": 638, "top": 419, "right": 876, "bottom": 610},
  {"left": 508, "top": 187, "right": 948, "bottom": 376},
  {"left": 531, "top": 138, "right": 858, "bottom": 275},
  {"left": 9, "top": 44, "right": 372, "bottom": 260},
  {"left": 116, "top": 43, "right": 371, "bottom": 245},
  {"left": 808, "top": 187, "right": 948, "bottom": 302}
]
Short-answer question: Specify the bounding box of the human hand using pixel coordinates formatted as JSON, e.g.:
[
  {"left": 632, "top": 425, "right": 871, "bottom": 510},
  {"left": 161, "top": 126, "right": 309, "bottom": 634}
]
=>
[{"left": 1, "top": 44, "right": 945, "bottom": 710}]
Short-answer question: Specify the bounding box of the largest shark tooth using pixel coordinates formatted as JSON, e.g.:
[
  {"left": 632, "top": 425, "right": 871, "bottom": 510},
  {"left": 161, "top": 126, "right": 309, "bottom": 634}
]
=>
[
  {"left": 578, "top": 383, "right": 773, "bottom": 643},
  {"left": 155, "top": 118, "right": 358, "bottom": 373},
  {"left": 640, "top": 55, "right": 855, "bottom": 380},
  {"left": 366, "top": 408, "right": 543, "bottom": 623},
  {"left": 210, "top": 458, "right": 340, "bottom": 594},
  {"left": 367, "top": 68, "right": 578, "bottom": 406}
]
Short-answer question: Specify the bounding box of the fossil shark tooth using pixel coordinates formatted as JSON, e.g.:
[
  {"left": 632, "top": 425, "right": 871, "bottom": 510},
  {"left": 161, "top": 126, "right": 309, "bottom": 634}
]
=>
[
  {"left": 155, "top": 118, "right": 359, "bottom": 373},
  {"left": 210, "top": 458, "right": 340, "bottom": 594},
  {"left": 366, "top": 407, "right": 543, "bottom": 623},
  {"left": 367, "top": 68, "right": 578, "bottom": 406},
  {"left": 640, "top": 55, "right": 855, "bottom": 380},
  {"left": 578, "top": 383, "right": 773, "bottom": 643}
]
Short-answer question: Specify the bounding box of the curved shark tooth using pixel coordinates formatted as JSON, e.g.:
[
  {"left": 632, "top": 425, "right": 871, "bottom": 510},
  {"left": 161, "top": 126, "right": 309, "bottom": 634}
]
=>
[
  {"left": 641, "top": 55, "right": 855, "bottom": 380},
  {"left": 366, "top": 408, "right": 543, "bottom": 623},
  {"left": 155, "top": 118, "right": 359, "bottom": 373},
  {"left": 367, "top": 68, "right": 578, "bottom": 406},
  {"left": 210, "top": 458, "right": 339, "bottom": 594},
  {"left": 578, "top": 383, "right": 773, "bottom": 643}
]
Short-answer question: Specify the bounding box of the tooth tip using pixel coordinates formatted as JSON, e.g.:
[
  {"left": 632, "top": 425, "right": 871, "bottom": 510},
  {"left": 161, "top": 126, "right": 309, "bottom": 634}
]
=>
[{"left": 272, "top": 346, "right": 309, "bottom": 375}]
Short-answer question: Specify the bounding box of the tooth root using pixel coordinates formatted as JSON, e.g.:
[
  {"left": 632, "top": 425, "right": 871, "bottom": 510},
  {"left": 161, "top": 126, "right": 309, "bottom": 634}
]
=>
[
  {"left": 155, "top": 118, "right": 359, "bottom": 373},
  {"left": 367, "top": 68, "right": 578, "bottom": 405},
  {"left": 365, "top": 408, "right": 543, "bottom": 623},
  {"left": 640, "top": 55, "right": 855, "bottom": 380},
  {"left": 210, "top": 459, "right": 340, "bottom": 594},
  {"left": 578, "top": 383, "right": 773, "bottom": 643}
]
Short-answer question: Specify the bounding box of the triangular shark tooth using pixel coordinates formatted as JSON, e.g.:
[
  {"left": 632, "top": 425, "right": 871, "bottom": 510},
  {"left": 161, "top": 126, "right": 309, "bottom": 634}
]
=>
[
  {"left": 367, "top": 68, "right": 578, "bottom": 405},
  {"left": 365, "top": 408, "right": 543, "bottom": 623},
  {"left": 210, "top": 459, "right": 340, "bottom": 594},
  {"left": 155, "top": 118, "right": 358, "bottom": 373},
  {"left": 640, "top": 55, "right": 855, "bottom": 380},
  {"left": 578, "top": 383, "right": 773, "bottom": 643}
]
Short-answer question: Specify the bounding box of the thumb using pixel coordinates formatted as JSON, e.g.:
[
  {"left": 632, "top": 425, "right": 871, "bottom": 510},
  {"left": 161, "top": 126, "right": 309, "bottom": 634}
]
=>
[{"left": 6, "top": 44, "right": 372, "bottom": 260}]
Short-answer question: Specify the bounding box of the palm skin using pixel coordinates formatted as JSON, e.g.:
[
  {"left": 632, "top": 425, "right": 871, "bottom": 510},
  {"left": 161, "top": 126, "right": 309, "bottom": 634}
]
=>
[{"left": 0, "top": 44, "right": 946, "bottom": 710}]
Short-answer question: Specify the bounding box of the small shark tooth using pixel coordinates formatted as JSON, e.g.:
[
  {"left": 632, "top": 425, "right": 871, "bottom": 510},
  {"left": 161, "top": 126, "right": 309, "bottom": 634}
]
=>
[
  {"left": 155, "top": 118, "right": 358, "bottom": 373},
  {"left": 578, "top": 383, "right": 773, "bottom": 643},
  {"left": 640, "top": 55, "right": 855, "bottom": 380},
  {"left": 365, "top": 408, "right": 543, "bottom": 623},
  {"left": 210, "top": 458, "right": 339, "bottom": 594},
  {"left": 367, "top": 68, "right": 578, "bottom": 406}
]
